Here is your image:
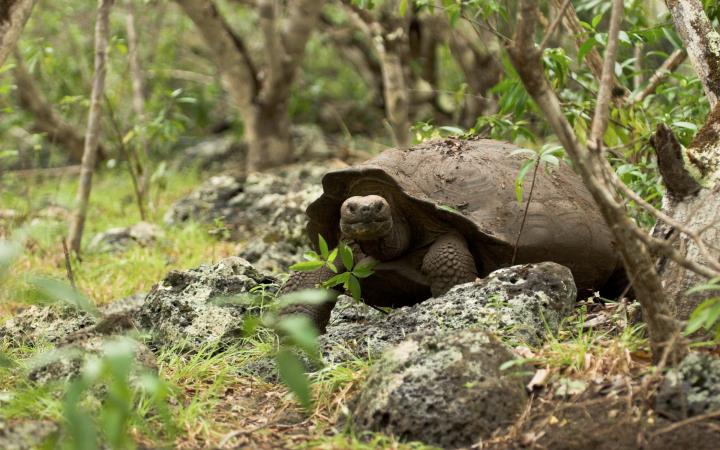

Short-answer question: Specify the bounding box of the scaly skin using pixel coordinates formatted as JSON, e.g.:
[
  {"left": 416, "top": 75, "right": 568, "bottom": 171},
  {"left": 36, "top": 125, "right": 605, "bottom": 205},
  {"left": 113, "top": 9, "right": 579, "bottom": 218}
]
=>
[
  {"left": 279, "top": 265, "right": 338, "bottom": 333},
  {"left": 421, "top": 232, "right": 477, "bottom": 296}
]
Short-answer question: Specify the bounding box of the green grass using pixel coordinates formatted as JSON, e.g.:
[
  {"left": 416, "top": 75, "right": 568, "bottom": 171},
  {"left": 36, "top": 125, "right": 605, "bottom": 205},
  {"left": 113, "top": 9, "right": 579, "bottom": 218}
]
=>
[{"left": 1, "top": 165, "right": 243, "bottom": 316}]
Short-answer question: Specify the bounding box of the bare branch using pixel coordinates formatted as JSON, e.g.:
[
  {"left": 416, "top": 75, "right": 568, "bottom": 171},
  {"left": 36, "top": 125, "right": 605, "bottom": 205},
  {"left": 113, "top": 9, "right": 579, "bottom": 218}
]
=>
[
  {"left": 589, "top": 0, "right": 623, "bottom": 146},
  {"left": 280, "top": 0, "right": 326, "bottom": 74},
  {"left": 539, "top": 0, "right": 571, "bottom": 52},
  {"left": 174, "top": 0, "right": 259, "bottom": 106},
  {"left": 629, "top": 49, "right": 686, "bottom": 105}
]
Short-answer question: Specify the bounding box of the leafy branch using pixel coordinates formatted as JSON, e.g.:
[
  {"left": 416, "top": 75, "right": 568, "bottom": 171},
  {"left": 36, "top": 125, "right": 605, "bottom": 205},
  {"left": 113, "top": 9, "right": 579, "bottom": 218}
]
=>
[{"left": 290, "top": 235, "right": 378, "bottom": 301}]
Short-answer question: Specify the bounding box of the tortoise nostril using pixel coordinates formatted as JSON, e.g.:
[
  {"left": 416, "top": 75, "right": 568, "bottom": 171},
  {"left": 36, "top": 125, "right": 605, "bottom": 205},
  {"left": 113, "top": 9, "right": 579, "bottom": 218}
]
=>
[
  {"left": 347, "top": 203, "right": 356, "bottom": 213},
  {"left": 373, "top": 202, "right": 383, "bottom": 212}
]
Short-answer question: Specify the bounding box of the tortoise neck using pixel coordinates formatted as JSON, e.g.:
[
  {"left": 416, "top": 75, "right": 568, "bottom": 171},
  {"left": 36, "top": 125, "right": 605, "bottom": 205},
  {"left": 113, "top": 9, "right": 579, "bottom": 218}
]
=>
[{"left": 357, "top": 208, "right": 410, "bottom": 261}]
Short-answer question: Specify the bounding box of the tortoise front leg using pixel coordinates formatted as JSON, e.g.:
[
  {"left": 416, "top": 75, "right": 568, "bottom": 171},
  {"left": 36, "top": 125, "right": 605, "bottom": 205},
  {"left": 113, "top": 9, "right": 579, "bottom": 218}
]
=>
[
  {"left": 421, "top": 232, "right": 478, "bottom": 296},
  {"left": 279, "top": 266, "right": 339, "bottom": 333}
]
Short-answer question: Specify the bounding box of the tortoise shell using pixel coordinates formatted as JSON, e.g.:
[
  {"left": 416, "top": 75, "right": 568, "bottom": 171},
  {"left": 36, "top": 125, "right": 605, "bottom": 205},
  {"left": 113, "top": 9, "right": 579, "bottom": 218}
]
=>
[{"left": 306, "top": 138, "right": 619, "bottom": 291}]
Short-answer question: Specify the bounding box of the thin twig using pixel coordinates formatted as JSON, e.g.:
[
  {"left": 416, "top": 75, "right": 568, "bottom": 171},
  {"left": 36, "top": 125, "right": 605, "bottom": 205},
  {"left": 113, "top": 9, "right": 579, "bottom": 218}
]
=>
[
  {"left": 512, "top": 159, "right": 540, "bottom": 265},
  {"left": 539, "top": 0, "right": 572, "bottom": 52},
  {"left": 651, "top": 408, "right": 720, "bottom": 438},
  {"left": 104, "top": 94, "right": 147, "bottom": 221},
  {"left": 62, "top": 237, "right": 76, "bottom": 290},
  {"left": 628, "top": 49, "right": 686, "bottom": 105},
  {"left": 589, "top": 0, "right": 623, "bottom": 146}
]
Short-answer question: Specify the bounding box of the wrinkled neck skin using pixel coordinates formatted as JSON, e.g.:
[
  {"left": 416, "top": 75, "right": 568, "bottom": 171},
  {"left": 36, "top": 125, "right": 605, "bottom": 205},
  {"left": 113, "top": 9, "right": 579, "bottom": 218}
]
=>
[{"left": 356, "top": 208, "right": 410, "bottom": 261}]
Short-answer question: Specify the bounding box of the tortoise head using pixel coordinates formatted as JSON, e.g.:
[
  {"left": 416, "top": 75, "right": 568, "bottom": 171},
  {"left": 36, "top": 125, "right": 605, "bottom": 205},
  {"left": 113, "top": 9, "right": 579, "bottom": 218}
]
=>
[{"left": 339, "top": 195, "right": 393, "bottom": 241}]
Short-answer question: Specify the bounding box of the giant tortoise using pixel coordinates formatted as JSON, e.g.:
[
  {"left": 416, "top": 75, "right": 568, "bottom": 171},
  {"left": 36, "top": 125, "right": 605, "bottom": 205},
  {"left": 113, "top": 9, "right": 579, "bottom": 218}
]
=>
[{"left": 282, "top": 138, "right": 622, "bottom": 331}]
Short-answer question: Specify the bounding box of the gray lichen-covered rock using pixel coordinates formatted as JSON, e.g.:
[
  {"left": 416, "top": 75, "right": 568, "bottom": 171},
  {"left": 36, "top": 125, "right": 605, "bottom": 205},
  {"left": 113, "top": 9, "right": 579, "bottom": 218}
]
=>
[
  {"left": 655, "top": 352, "right": 720, "bottom": 419},
  {"left": 164, "top": 163, "right": 342, "bottom": 272},
  {"left": 321, "top": 262, "right": 576, "bottom": 363},
  {"left": 163, "top": 174, "right": 244, "bottom": 225},
  {"left": 0, "top": 294, "right": 146, "bottom": 348},
  {"left": 89, "top": 221, "right": 165, "bottom": 252},
  {"left": 0, "top": 419, "right": 58, "bottom": 450},
  {"left": 352, "top": 329, "right": 529, "bottom": 449},
  {"left": 176, "top": 134, "right": 246, "bottom": 171},
  {"left": 27, "top": 336, "right": 157, "bottom": 384},
  {"left": 292, "top": 124, "right": 332, "bottom": 160},
  {"left": 0, "top": 305, "right": 95, "bottom": 347},
  {"left": 135, "top": 257, "right": 279, "bottom": 350}
]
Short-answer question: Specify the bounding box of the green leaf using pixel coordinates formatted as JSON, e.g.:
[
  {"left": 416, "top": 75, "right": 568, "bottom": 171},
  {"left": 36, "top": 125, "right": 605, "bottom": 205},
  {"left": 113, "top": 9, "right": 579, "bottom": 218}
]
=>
[
  {"left": 303, "top": 251, "right": 320, "bottom": 261},
  {"left": 437, "top": 204, "right": 459, "bottom": 213},
  {"left": 322, "top": 272, "right": 350, "bottom": 289},
  {"left": 276, "top": 289, "right": 335, "bottom": 309},
  {"left": 591, "top": 13, "right": 604, "bottom": 29},
  {"left": 438, "top": 125, "right": 464, "bottom": 135},
  {"left": 672, "top": 121, "right": 699, "bottom": 131},
  {"left": 0, "top": 351, "right": 15, "bottom": 368},
  {"left": 318, "top": 234, "right": 329, "bottom": 260},
  {"left": 687, "top": 277, "right": 720, "bottom": 294},
  {"left": 243, "top": 315, "right": 261, "bottom": 336},
  {"left": 276, "top": 349, "right": 312, "bottom": 410},
  {"left": 327, "top": 248, "right": 338, "bottom": 266},
  {"left": 399, "top": 0, "right": 407, "bottom": 16},
  {"left": 353, "top": 259, "right": 377, "bottom": 279},
  {"left": 684, "top": 297, "right": 720, "bottom": 334},
  {"left": 348, "top": 275, "right": 362, "bottom": 300},
  {"left": 339, "top": 242, "right": 354, "bottom": 271},
  {"left": 515, "top": 160, "right": 535, "bottom": 204},
  {"left": 289, "top": 260, "right": 324, "bottom": 272},
  {"left": 0, "top": 240, "right": 20, "bottom": 279},
  {"left": 578, "top": 39, "right": 596, "bottom": 62},
  {"left": 275, "top": 315, "right": 320, "bottom": 360}
]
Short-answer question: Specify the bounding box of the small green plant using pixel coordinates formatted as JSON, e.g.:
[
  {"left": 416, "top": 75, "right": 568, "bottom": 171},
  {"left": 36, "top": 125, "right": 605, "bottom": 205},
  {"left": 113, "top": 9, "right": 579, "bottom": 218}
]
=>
[
  {"left": 62, "top": 337, "right": 175, "bottom": 450},
  {"left": 290, "top": 235, "right": 377, "bottom": 301},
  {"left": 685, "top": 277, "right": 720, "bottom": 339},
  {"left": 511, "top": 143, "right": 566, "bottom": 204}
]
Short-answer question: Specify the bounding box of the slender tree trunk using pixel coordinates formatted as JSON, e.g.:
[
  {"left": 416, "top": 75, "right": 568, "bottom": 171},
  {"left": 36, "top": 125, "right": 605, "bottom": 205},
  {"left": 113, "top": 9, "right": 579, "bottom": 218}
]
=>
[
  {"left": 125, "top": 0, "right": 151, "bottom": 206},
  {"left": 68, "top": 0, "right": 113, "bottom": 255},
  {"left": 0, "top": 0, "right": 35, "bottom": 65}
]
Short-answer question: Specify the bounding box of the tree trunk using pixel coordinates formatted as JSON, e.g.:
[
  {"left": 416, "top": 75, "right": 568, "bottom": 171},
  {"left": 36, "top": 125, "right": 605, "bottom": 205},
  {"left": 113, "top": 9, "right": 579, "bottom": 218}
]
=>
[
  {"left": 0, "top": 0, "right": 35, "bottom": 65},
  {"left": 68, "top": 0, "right": 113, "bottom": 255},
  {"left": 245, "top": 100, "right": 293, "bottom": 170},
  {"left": 175, "top": 0, "right": 324, "bottom": 171},
  {"left": 377, "top": 41, "right": 410, "bottom": 147},
  {"left": 656, "top": 0, "right": 720, "bottom": 320}
]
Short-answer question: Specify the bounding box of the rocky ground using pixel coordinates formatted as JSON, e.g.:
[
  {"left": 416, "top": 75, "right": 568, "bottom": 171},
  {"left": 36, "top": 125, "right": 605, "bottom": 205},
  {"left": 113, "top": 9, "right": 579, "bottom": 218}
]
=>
[
  {"left": 2, "top": 136, "right": 720, "bottom": 449},
  {"left": 3, "top": 253, "right": 720, "bottom": 448}
]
